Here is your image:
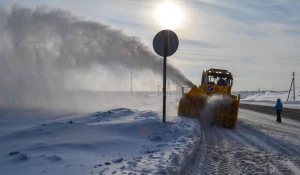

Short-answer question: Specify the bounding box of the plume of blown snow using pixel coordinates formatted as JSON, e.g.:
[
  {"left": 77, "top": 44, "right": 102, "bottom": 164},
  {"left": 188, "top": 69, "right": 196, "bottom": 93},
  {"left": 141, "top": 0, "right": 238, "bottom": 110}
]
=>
[
  {"left": 200, "top": 94, "right": 233, "bottom": 126},
  {"left": 0, "top": 6, "right": 193, "bottom": 108}
]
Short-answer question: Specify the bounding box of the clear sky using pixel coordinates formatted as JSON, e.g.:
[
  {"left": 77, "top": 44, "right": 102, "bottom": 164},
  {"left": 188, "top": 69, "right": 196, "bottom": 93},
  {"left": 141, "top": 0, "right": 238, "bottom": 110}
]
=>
[{"left": 1, "top": 0, "right": 300, "bottom": 91}]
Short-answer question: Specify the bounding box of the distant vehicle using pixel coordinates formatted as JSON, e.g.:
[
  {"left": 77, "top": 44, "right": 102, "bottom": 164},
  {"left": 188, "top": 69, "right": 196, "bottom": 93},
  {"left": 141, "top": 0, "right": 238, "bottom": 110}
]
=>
[{"left": 178, "top": 68, "right": 240, "bottom": 128}]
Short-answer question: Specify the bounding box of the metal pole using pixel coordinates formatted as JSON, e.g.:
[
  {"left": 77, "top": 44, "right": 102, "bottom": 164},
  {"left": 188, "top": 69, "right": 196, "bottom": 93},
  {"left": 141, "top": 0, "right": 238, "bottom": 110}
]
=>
[
  {"left": 162, "top": 31, "right": 168, "bottom": 123},
  {"left": 293, "top": 72, "right": 296, "bottom": 101},
  {"left": 287, "top": 79, "right": 293, "bottom": 101},
  {"left": 131, "top": 71, "right": 132, "bottom": 94},
  {"left": 158, "top": 85, "right": 160, "bottom": 97}
]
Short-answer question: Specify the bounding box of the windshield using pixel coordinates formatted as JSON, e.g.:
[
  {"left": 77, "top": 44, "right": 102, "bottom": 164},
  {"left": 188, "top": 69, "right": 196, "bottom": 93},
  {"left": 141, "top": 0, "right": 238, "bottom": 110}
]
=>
[{"left": 205, "top": 73, "right": 230, "bottom": 86}]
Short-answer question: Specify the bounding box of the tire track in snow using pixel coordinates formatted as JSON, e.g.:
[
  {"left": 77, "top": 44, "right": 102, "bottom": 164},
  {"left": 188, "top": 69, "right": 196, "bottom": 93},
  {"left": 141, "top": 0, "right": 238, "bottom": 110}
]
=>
[
  {"left": 239, "top": 110, "right": 300, "bottom": 137},
  {"left": 237, "top": 121, "right": 300, "bottom": 174},
  {"left": 186, "top": 126, "right": 236, "bottom": 175},
  {"left": 213, "top": 127, "right": 236, "bottom": 175},
  {"left": 186, "top": 127, "right": 216, "bottom": 175},
  {"left": 186, "top": 119, "right": 300, "bottom": 175},
  {"left": 222, "top": 125, "right": 295, "bottom": 175},
  {"left": 238, "top": 121, "right": 300, "bottom": 157}
]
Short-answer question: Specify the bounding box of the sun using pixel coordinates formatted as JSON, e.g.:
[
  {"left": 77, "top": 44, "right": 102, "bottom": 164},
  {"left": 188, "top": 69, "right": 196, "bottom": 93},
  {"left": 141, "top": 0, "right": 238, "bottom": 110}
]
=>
[{"left": 155, "top": 1, "right": 183, "bottom": 29}]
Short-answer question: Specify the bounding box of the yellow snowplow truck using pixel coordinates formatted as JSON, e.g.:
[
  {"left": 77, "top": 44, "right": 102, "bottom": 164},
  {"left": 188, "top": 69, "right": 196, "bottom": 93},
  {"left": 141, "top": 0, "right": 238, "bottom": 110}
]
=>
[{"left": 178, "top": 68, "right": 240, "bottom": 128}]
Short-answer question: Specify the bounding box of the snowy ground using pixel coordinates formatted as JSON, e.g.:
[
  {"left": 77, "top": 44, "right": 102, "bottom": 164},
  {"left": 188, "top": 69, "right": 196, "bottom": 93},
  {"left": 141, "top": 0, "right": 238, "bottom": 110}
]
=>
[
  {"left": 186, "top": 109, "right": 300, "bottom": 175},
  {"left": 0, "top": 93, "right": 200, "bottom": 175},
  {"left": 239, "top": 90, "right": 300, "bottom": 109},
  {"left": 1, "top": 91, "right": 300, "bottom": 175}
]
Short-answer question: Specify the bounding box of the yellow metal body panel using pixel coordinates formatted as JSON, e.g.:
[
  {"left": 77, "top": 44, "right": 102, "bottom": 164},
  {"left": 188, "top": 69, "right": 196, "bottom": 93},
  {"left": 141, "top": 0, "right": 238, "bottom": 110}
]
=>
[
  {"left": 178, "top": 69, "right": 240, "bottom": 129},
  {"left": 200, "top": 84, "right": 231, "bottom": 94}
]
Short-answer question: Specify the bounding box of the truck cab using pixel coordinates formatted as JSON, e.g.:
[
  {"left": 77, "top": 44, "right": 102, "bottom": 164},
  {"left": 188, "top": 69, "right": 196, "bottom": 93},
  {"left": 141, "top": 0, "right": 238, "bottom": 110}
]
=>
[{"left": 200, "top": 68, "right": 233, "bottom": 94}]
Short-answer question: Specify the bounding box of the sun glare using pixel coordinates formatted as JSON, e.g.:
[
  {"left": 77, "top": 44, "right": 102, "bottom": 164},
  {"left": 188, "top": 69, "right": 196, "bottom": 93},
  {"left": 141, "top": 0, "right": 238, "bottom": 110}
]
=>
[{"left": 155, "top": 1, "right": 183, "bottom": 29}]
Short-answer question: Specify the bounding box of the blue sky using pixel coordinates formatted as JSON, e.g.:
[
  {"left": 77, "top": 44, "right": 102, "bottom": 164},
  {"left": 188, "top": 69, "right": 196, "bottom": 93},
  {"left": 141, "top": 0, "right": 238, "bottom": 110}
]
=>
[{"left": 1, "top": 0, "right": 300, "bottom": 91}]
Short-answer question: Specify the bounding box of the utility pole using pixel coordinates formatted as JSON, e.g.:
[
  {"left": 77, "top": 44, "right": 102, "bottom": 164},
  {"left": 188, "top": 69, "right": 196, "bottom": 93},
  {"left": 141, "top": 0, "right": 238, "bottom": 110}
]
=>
[
  {"left": 130, "top": 71, "right": 133, "bottom": 94},
  {"left": 287, "top": 72, "right": 296, "bottom": 101},
  {"left": 157, "top": 85, "right": 161, "bottom": 97},
  {"left": 293, "top": 72, "right": 296, "bottom": 101}
]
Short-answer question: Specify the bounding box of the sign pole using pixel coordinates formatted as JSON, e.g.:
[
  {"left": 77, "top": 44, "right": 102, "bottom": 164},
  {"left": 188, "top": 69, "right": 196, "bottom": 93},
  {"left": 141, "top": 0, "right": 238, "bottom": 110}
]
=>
[
  {"left": 163, "top": 31, "right": 168, "bottom": 123},
  {"left": 152, "top": 29, "right": 178, "bottom": 123}
]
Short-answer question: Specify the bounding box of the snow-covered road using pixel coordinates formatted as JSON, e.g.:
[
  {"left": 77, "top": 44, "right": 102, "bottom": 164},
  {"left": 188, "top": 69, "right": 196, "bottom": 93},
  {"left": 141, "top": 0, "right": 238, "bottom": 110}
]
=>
[
  {"left": 240, "top": 103, "right": 300, "bottom": 122},
  {"left": 186, "top": 109, "right": 300, "bottom": 175}
]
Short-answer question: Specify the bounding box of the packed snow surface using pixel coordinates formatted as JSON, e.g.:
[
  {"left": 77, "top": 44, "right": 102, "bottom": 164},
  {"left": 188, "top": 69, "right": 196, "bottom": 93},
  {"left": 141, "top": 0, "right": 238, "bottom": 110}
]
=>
[
  {"left": 186, "top": 109, "right": 300, "bottom": 175},
  {"left": 0, "top": 93, "right": 200, "bottom": 175}
]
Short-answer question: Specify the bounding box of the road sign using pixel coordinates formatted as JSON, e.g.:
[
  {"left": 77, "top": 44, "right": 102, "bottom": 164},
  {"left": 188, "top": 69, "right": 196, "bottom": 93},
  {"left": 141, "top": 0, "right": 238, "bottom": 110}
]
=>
[
  {"left": 153, "top": 29, "right": 179, "bottom": 123},
  {"left": 153, "top": 30, "right": 179, "bottom": 57}
]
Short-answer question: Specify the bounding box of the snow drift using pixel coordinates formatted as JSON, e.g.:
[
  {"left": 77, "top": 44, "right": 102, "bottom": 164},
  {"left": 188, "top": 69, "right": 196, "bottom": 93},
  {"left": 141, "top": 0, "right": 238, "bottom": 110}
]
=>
[{"left": 0, "top": 107, "right": 200, "bottom": 175}]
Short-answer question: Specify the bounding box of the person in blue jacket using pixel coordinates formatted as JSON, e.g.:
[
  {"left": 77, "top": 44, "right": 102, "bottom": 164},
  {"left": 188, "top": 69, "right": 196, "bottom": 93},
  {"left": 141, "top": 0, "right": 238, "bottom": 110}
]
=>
[{"left": 274, "top": 98, "right": 283, "bottom": 123}]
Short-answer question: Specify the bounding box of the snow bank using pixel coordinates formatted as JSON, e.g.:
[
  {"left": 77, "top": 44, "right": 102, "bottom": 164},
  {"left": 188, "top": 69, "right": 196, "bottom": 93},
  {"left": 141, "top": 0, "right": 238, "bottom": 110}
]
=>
[
  {"left": 0, "top": 107, "right": 200, "bottom": 175},
  {"left": 240, "top": 90, "right": 300, "bottom": 109},
  {"left": 241, "top": 90, "right": 299, "bottom": 102}
]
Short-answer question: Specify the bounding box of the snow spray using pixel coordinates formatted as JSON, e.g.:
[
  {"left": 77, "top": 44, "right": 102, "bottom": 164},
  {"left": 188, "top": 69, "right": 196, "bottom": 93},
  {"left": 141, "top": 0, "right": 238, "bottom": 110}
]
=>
[
  {"left": 200, "top": 94, "right": 233, "bottom": 126},
  {"left": 0, "top": 6, "right": 193, "bottom": 108}
]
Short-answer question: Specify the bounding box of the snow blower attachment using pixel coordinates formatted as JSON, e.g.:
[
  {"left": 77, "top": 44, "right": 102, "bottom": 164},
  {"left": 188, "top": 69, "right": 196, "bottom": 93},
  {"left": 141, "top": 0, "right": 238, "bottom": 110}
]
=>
[{"left": 178, "top": 68, "right": 240, "bottom": 128}]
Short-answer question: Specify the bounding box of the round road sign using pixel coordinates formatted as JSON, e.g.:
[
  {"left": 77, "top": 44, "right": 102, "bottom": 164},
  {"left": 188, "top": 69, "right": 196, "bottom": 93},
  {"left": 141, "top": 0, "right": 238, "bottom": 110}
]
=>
[{"left": 153, "top": 30, "right": 179, "bottom": 57}]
